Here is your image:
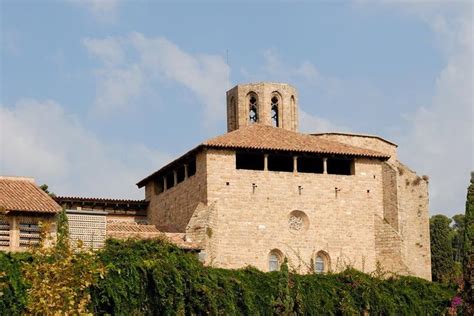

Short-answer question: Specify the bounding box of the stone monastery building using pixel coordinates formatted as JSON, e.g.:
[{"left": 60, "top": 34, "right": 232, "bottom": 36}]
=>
[
  {"left": 0, "top": 82, "right": 431, "bottom": 280},
  {"left": 137, "top": 82, "right": 431, "bottom": 280}
]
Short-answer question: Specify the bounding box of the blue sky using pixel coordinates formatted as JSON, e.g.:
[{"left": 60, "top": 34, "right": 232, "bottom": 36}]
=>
[{"left": 1, "top": 0, "right": 472, "bottom": 217}]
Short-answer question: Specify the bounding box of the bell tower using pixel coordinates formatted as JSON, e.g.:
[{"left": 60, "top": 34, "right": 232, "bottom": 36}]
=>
[{"left": 226, "top": 82, "right": 298, "bottom": 132}]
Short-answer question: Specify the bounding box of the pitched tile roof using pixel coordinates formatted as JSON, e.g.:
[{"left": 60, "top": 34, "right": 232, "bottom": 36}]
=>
[
  {"left": 163, "top": 232, "right": 202, "bottom": 250},
  {"left": 0, "top": 176, "right": 61, "bottom": 213},
  {"left": 55, "top": 196, "right": 148, "bottom": 211},
  {"left": 203, "top": 124, "right": 390, "bottom": 158},
  {"left": 107, "top": 222, "right": 161, "bottom": 233},
  {"left": 137, "top": 124, "right": 390, "bottom": 187},
  {"left": 106, "top": 222, "right": 201, "bottom": 250},
  {"left": 55, "top": 196, "right": 148, "bottom": 204}
]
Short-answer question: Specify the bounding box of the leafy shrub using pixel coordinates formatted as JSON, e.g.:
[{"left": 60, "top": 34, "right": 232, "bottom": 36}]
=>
[
  {"left": 1, "top": 238, "right": 455, "bottom": 315},
  {"left": 0, "top": 252, "right": 30, "bottom": 315}
]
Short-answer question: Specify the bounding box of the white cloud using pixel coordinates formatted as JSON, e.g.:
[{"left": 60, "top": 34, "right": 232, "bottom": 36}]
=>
[
  {"left": 395, "top": 4, "right": 473, "bottom": 216},
  {"left": 0, "top": 99, "right": 171, "bottom": 199},
  {"left": 83, "top": 37, "right": 124, "bottom": 65},
  {"left": 95, "top": 65, "right": 145, "bottom": 112},
  {"left": 68, "top": 0, "right": 119, "bottom": 22},
  {"left": 299, "top": 110, "right": 348, "bottom": 134},
  {"left": 83, "top": 33, "right": 230, "bottom": 126}
]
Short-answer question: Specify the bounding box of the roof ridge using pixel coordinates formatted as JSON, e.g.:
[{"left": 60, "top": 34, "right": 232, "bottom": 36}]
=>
[
  {"left": 0, "top": 176, "right": 35, "bottom": 183},
  {"left": 55, "top": 196, "right": 147, "bottom": 202}
]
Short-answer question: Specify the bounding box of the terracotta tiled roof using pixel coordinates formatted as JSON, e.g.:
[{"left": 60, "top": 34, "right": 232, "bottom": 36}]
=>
[
  {"left": 0, "top": 176, "right": 61, "bottom": 214},
  {"left": 107, "top": 222, "right": 160, "bottom": 233},
  {"left": 164, "top": 232, "right": 202, "bottom": 250},
  {"left": 137, "top": 125, "right": 391, "bottom": 187},
  {"left": 106, "top": 222, "right": 201, "bottom": 250},
  {"left": 204, "top": 124, "right": 390, "bottom": 158},
  {"left": 55, "top": 196, "right": 148, "bottom": 204}
]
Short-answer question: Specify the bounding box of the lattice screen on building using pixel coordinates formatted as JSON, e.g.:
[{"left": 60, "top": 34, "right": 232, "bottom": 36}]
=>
[
  {"left": 19, "top": 218, "right": 41, "bottom": 248},
  {"left": 67, "top": 212, "right": 106, "bottom": 250},
  {"left": 0, "top": 218, "right": 10, "bottom": 248}
]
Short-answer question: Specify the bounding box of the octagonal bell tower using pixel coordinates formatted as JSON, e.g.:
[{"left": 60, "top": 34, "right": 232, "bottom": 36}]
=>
[{"left": 226, "top": 82, "right": 298, "bottom": 132}]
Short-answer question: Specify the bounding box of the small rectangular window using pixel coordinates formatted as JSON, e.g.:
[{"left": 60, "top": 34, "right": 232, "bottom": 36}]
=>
[
  {"left": 268, "top": 154, "right": 293, "bottom": 172},
  {"left": 298, "top": 156, "right": 324, "bottom": 174},
  {"left": 327, "top": 158, "right": 354, "bottom": 175},
  {"left": 236, "top": 152, "right": 264, "bottom": 170}
]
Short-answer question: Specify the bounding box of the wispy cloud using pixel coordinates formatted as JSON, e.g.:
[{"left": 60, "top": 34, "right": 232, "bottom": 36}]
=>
[
  {"left": 299, "top": 110, "right": 348, "bottom": 134},
  {"left": 83, "top": 33, "right": 230, "bottom": 126},
  {"left": 0, "top": 99, "right": 171, "bottom": 198},
  {"left": 67, "top": 0, "right": 119, "bottom": 22},
  {"left": 391, "top": 2, "right": 473, "bottom": 215}
]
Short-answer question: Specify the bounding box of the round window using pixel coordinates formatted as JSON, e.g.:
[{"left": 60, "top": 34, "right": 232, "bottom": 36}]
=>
[{"left": 288, "top": 210, "right": 309, "bottom": 232}]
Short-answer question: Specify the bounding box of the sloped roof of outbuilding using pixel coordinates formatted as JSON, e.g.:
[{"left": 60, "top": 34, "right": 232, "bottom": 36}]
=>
[
  {"left": 0, "top": 176, "right": 61, "bottom": 214},
  {"left": 203, "top": 124, "right": 390, "bottom": 158},
  {"left": 106, "top": 222, "right": 201, "bottom": 250}
]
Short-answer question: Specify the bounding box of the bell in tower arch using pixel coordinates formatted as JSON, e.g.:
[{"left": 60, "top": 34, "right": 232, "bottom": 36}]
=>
[{"left": 226, "top": 82, "right": 298, "bottom": 132}]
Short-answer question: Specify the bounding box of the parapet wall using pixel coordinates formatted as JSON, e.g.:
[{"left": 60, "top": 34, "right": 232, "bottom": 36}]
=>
[{"left": 311, "top": 133, "right": 397, "bottom": 162}]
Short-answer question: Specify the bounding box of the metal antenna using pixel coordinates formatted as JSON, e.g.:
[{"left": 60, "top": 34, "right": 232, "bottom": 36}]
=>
[{"left": 226, "top": 49, "right": 230, "bottom": 88}]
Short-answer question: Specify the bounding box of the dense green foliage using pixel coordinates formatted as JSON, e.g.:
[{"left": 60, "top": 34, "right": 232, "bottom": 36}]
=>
[
  {"left": 452, "top": 214, "right": 466, "bottom": 263},
  {"left": 463, "top": 174, "right": 474, "bottom": 314},
  {"left": 0, "top": 252, "right": 30, "bottom": 314},
  {"left": 430, "top": 214, "right": 456, "bottom": 282},
  {"left": 0, "top": 238, "right": 455, "bottom": 315}
]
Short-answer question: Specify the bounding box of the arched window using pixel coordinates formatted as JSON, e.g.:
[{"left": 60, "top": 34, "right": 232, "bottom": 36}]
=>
[
  {"left": 249, "top": 94, "right": 258, "bottom": 123},
  {"left": 314, "top": 251, "right": 330, "bottom": 274},
  {"left": 290, "top": 95, "right": 296, "bottom": 130},
  {"left": 271, "top": 96, "right": 279, "bottom": 127},
  {"left": 268, "top": 249, "right": 284, "bottom": 271}
]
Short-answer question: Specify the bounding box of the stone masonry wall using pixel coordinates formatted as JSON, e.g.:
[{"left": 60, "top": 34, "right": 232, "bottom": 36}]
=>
[
  {"left": 382, "top": 162, "right": 399, "bottom": 230},
  {"left": 146, "top": 151, "right": 207, "bottom": 232},
  {"left": 395, "top": 162, "right": 431, "bottom": 280},
  {"left": 0, "top": 213, "right": 56, "bottom": 252},
  {"left": 144, "top": 146, "right": 430, "bottom": 279},
  {"left": 204, "top": 149, "right": 384, "bottom": 274}
]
